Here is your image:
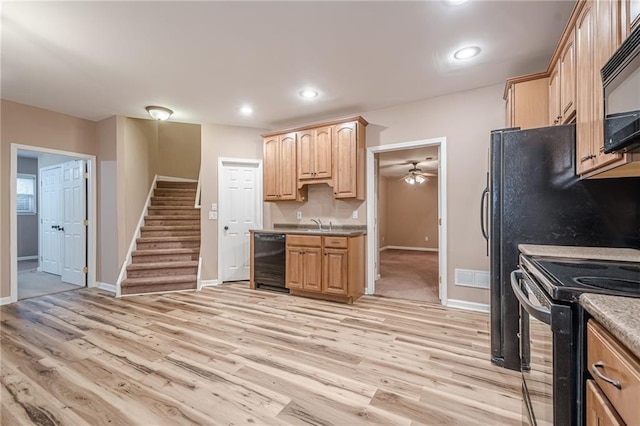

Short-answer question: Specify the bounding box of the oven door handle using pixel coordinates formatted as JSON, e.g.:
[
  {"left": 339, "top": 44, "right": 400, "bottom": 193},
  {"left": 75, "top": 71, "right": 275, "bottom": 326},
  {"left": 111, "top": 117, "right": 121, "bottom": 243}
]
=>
[{"left": 510, "top": 269, "right": 551, "bottom": 324}]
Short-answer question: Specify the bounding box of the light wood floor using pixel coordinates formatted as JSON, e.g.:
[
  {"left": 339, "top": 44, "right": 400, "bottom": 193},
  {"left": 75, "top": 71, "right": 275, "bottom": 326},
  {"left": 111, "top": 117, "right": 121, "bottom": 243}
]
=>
[{"left": 1, "top": 283, "right": 523, "bottom": 425}]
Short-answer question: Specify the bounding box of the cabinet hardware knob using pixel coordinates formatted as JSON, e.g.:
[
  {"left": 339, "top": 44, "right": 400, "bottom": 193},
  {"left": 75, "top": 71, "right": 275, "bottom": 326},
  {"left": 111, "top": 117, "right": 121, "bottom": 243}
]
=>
[
  {"left": 591, "top": 361, "right": 622, "bottom": 389},
  {"left": 580, "top": 154, "right": 596, "bottom": 162},
  {"left": 557, "top": 115, "right": 562, "bottom": 120}
]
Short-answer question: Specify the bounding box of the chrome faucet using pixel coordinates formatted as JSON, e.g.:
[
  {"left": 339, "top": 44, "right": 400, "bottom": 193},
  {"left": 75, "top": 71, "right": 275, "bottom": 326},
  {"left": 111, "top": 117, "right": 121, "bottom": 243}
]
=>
[{"left": 310, "top": 218, "right": 323, "bottom": 231}]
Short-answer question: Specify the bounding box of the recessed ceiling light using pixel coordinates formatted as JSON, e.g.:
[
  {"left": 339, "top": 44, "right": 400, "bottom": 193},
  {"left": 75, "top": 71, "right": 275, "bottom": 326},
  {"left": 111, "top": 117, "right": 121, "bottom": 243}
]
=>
[
  {"left": 299, "top": 89, "right": 319, "bottom": 99},
  {"left": 240, "top": 105, "right": 253, "bottom": 116},
  {"left": 453, "top": 46, "right": 481, "bottom": 60}
]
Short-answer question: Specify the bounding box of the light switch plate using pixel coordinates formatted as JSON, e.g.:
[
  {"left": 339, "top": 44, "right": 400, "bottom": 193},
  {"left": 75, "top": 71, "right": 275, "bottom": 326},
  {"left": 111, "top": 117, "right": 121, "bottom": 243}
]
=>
[
  {"left": 211, "top": 203, "right": 217, "bottom": 211},
  {"left": 208, "top": 211, "right": 217, "bottom": 220},
  {"left": 352, "top": 210, "right": 358, "bottom": 219},
  {"left": 296, "top": 211, "right": 302, "bottom": 220}
]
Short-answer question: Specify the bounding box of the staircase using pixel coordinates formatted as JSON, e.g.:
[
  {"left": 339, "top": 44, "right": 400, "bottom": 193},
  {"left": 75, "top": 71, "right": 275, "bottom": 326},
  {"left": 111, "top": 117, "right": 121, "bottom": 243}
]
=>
[{"left": 121, "top": 180, "right": 200, "bottom": 295}]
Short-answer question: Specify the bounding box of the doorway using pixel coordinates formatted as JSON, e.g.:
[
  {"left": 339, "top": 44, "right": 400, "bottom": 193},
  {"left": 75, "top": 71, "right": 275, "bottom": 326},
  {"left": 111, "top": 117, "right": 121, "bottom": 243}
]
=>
[
  {"left": 217, "top": 158, "right": 263, "bottom": 283},
  {"left": 366, "top": 137, "right": 447, "bottom": 304},
  {"left": 10, "top": 144, "right": 97, "bottom": 303}
]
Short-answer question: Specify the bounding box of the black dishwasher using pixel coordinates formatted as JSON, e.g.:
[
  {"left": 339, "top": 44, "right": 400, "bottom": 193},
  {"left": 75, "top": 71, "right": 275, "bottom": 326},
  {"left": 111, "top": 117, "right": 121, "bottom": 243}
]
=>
[{"left": 253, "top": 233, "right": 288, "bottom": 293}]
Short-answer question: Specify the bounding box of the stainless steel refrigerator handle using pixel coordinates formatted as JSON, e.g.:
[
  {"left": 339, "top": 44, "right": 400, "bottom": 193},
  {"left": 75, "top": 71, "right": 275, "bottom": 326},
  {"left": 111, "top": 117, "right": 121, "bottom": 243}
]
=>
[
  {"left": 510, "top": 270, "right": 551, "bottom": 324},
  {"left": 591, "top": 361, "right": 622, "bottom": 389},
  {"left": 480, "top": 187, "right": 490, "bottom": 255}
]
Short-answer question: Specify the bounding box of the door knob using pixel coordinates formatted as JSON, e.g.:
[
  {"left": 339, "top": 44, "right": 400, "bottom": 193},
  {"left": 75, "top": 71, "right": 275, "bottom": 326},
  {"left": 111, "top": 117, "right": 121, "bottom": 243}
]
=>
[
  {"left": 59, "top": 227, "right": 64, "bottom": 232},
  {"left": 224, "top": 226, "right": 229, "bottom": 231},
  {"left": 51, "top": 225, "right": 58, "bottom": 230}
]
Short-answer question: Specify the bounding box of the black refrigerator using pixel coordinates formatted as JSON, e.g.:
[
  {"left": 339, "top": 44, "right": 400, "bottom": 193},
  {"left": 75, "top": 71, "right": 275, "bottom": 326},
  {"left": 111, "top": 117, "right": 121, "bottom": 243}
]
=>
[{"left": 482, "top": 124, "right": 640, "bottom": 370}]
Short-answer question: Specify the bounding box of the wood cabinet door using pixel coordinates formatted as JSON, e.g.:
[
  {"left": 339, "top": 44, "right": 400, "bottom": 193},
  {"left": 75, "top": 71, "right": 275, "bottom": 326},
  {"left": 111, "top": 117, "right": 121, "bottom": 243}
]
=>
[
  {"left": 302, "top": 247, "right": 322, "bottom": 292},
  {"left": 314, "top": 126, "right": 333, "bottom": 179},
  {"left": 548, "top": 65, "right": 561, "bottom": 126},
  {"left": 575, "top": 1, "right": 597, "bottom": 175},
  {"left": 560, "top": 27, "right": 576, "bottom": 121},
  {"left": 263, "top": 136, "right": 280, "bottom": 200},
  {"left": 333, "top": 122, "right": 357, "bottom": 198},
  {"left": 285, "top": 247, "right": 304, "bottom": 290},
  {"left": 323, "top": 248, "right": 348, "bottom": 295},
  {"left": 297, "top": 130, "right": 314, "bottom": 180},
  {"left": 586, "top": 380, "right": 624, "bottom": 426},
  {"left": 279, "top": 133, "right": 298, "bottom": 200}
]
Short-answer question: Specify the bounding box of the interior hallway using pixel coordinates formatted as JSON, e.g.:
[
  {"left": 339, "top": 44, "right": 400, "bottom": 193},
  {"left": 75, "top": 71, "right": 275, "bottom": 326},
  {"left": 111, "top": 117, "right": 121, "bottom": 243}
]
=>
[
  {"left": 374, "top": 249, "right": 440, "bottom": 304},
  {"left": 18, "top": 260, "right": 83, "bottom": 300}
]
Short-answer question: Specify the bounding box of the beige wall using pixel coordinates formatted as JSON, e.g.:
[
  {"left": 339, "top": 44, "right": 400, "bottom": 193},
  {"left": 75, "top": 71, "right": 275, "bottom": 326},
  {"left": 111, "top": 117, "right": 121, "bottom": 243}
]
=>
[
  {"left": 121, "top": 118, "right": 158, "bottom": 261},
  {"left": 360, "top": 83, "right": 503, "bottom": 304},
  {"left": 268, "top": 185, "right": 366, "bottom": 227},
  {"left": 383, "top": 176, "right": 439, "bottom": 250},
  {"left": 97, "top": 116, "right": 120, "bottom": 285},
  {"left": 1, "top": 100, "right": 98, "bottom": 298},
  {"left": 158, "top": 122, "right": 201, "bottom": 180},
  {"left": 200, "top": 123, "right": 266, "bottom": 281},
  {"left": 17, "top": 156, "right": 38, "bottom": 258}
]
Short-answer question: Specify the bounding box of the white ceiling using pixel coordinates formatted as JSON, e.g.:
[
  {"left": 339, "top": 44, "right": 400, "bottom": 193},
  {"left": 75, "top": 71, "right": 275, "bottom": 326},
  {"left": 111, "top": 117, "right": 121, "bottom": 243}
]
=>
[{"left": 1, "top": 1, "right": 573, "bottom": 130}]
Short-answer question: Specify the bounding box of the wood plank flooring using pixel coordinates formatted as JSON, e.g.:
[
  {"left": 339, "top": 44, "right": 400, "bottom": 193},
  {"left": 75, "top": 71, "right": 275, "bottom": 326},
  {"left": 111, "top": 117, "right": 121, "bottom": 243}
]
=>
[{"left": 1, "top": 283, "right": 523, "bottom": 425}]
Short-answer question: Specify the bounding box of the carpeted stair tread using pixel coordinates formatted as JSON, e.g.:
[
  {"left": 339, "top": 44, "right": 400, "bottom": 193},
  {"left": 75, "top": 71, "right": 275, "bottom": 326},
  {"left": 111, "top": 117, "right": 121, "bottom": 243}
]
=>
[
  {"left": 156, "top": 181, "right": 198, "bottom": 189},
  {"left": 136, "top": 236, "right": 201, "bottom": 243},
  {"left": 144, "top": 215, "right": 201, "bottom": 220},
  {"left": 121, "top": 274, "right": 197, "bottom": 287},
  {"left": 121, "top": 282, "right": 197, "bottom": 295},
  {"left": 127, "top": 261, "right": 198, "bottom": 271},
  {"left": 132, "top": 248, "right": 199, "bottom": 256},
  {"left": 141, "top": 225, "right": 200, "bottom": 231}
]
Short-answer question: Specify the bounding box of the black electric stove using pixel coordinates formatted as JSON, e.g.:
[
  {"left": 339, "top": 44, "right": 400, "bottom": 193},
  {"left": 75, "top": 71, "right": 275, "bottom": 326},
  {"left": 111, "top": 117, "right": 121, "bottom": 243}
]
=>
[{"left": 520, "top": 255, "right": 640, "bottom": 302}]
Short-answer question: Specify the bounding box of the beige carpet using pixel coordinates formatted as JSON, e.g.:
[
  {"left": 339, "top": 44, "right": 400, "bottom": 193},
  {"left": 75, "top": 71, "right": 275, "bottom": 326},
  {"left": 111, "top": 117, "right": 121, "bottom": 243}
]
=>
[
  {"left": 375, "top": 249, "right": 440, "bottom": 304},
  {"left": 17, "top": 261, "right": 83, "bottom": 300}
]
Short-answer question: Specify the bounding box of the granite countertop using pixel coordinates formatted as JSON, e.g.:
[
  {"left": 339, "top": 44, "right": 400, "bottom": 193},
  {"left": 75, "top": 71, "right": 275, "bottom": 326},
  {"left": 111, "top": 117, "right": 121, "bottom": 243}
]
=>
[
  {"left": 519, "top": 244, "right": 640, "bottom": 262},
  {"left": 580, "top": 293, "right": 640, "bottom": 359},
  {"left": 250, "top": 226, "right": 366, "bottom": 237}
]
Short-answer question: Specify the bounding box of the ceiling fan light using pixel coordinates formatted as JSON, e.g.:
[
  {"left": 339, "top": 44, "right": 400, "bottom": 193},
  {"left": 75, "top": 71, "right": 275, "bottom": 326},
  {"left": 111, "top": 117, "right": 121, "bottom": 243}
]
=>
[
  {"left": 405, "top": 176, "right": 416, "bottom": 185},
  {"left": 415, "top": 175, "right": 426, "bottom": 184}
]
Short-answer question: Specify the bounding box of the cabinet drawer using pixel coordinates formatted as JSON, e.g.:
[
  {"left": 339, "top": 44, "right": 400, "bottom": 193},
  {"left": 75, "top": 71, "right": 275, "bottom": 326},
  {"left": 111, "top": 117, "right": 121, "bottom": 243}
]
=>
[
  {"left": 286, "top": 234, "right": 321, "bottom": 247},
  {"left": 323, "top": 236, "right": 348, "bottom": 249},
  {"left": 586, "top": 380, "right": 624, "bottom": 426},
  {"left": 587, "top": 320, "right": 640, "bottom": 425}
]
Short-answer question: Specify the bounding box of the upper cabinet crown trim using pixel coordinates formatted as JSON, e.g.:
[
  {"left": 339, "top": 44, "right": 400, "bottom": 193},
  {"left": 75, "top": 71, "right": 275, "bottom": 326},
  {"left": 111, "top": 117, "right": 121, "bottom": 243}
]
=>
[{"left": 261, "top": 115, "right": 368, "bottom": 138}]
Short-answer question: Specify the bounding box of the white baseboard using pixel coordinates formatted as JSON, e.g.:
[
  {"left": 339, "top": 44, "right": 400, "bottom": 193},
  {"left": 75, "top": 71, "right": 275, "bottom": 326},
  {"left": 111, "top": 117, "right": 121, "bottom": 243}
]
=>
[
  {"left": 18, "top": 255, "right": 38, "bottom": 261},
  {"left": 381, "top": 245, "right": 439, "bottom": 252},
  {"left": 0, "top": 296, "right": 13, "bottom": 306},
  {"left": 97, "top": 282, "right": 117, "bottom": 293},
  {"left": 375, "top": 274, "right": 381, "bottom": 280},
  {"left": 201, "top": 280, "right": 220, "bottom": 287},
  {"left": 446, "top": 299, "right": 490, "bottom": 313}
]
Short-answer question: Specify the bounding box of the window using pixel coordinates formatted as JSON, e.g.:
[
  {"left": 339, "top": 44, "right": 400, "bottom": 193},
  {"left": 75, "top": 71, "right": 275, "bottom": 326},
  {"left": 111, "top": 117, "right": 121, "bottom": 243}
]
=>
[{"left": 17, "top": 174, "right": 36, "bottom": 214}]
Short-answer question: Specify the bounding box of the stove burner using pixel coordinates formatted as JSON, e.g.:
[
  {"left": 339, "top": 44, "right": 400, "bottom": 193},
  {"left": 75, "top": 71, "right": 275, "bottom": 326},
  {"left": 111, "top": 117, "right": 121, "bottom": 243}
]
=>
[
  {"left": 551, "top": 262, "right": 607, "bottom": 270},
  {"left": 573, "top": 277, "right": 640, "bottom": 292}
]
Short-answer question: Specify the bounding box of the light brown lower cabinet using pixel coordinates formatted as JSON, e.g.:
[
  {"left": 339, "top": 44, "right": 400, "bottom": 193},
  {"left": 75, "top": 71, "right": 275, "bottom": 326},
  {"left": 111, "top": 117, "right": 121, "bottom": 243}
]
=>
[
  {"left": 586, "top": 320, "right": 640, "bottom": 426},
  {"left": 285, "top": 234, "right": 365, "bottom": 304}
]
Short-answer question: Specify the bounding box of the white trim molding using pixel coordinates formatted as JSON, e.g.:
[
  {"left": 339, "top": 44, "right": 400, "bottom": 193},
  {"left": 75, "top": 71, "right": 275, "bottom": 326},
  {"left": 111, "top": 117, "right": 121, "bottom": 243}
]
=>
[
  {"left": 381, "top": 245, "right": 439, "bottom": 252},
  {"left": 17, "top": 255, "right": 38, "bottom": 261},
  {"left": 446, "top": 299, "right": 490, "bottom": 313},
  {"left": 366, "top": 136, "right": 448, "bottom": 305},
  {"left": 0, "top": 297, "right": 13, "bottom": 306},
  {"left": 97, "top": 282, "right": 117, "bottom": 293},
  {"left": 196, "top": 257, "right": 203, "bottom": 291},
  {"left": 200, "top": 280, "right": 220, "bottom": 287},
  {"left": 157, "top": 175, "right": 197, "bottom": 183}
]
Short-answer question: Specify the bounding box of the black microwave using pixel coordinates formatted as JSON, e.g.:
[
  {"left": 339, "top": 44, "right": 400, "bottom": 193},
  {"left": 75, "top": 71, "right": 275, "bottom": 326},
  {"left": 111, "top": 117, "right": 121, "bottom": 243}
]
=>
[{"left": 602, "top": 24, "right": 640, "bottom": 154}]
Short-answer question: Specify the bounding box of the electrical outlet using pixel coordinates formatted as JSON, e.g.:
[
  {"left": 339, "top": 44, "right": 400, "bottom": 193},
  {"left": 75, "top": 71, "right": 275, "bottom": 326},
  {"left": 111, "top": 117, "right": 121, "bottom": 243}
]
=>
[
  {"left": 211, "top": 203, "right": 217, "bottom": 211},
  {"left": 425, "top": 236, "right": 429, "bottom": 241},
  {"left": 352, "top": 210, "right": 358, "bottom": 219},
  {"left": 296, "top": 211, "right": 302, "bottom": 220},
  {"left": 208, "top": 211, "right": 217, "bottom": 220}
]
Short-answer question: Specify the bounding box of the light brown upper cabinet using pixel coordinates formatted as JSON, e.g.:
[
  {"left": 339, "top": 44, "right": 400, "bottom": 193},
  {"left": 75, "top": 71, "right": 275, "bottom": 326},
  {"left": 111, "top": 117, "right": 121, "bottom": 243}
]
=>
[
  {"left": 297, "top": 125, "right": 333, "bottom": 182},
  {"left": 263, "top": 132, "right": 306, "bottom": 201},
  {"left": 263, "top": 116, "right": 367, "bottom": 201},
  {"left": 504, "top": 74, "right": 550, "bottom": 129},
  {"left": 560, "top": 27, "right": 576, "bottom": 122},
  {"left": 507, "top": 0, "right": 640, "bottom": 178}
]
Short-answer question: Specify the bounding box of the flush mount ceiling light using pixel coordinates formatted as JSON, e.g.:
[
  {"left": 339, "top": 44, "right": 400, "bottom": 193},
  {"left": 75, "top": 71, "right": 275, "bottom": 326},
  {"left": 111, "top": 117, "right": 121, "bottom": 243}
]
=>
[
  {"left": 299, "top": 89, "right": 319, "bottom": 99},
  {"left": 445, "top": 0, "right": 469, "bottom": 5},
  {"left": 453, "top": 46, "right": 481, "bottom": 60},
  {"left": 145, "top": 106, "right": 173, "bottom": 121},
  {"left": 240, "top": 105, "right": 253, "bottom": 116}
]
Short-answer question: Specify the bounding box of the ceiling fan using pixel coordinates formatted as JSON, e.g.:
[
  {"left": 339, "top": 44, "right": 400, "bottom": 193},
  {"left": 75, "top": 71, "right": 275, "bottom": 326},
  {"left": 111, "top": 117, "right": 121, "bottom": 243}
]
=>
[{"left": 401, "top": 162, "right": 436, "bottom": 184}]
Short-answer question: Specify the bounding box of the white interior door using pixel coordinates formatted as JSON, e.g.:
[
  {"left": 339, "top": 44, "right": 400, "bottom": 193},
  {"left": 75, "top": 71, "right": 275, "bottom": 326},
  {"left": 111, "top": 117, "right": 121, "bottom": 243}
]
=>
[
  {"left": 40, "top": 166, "right": 63, "bottom": 275},
  {"left": 220, "top": 160, "right": 262, "bottom": 282},
  {"left": 61, "top": 160, "right": 87, "bottom": 286}
]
